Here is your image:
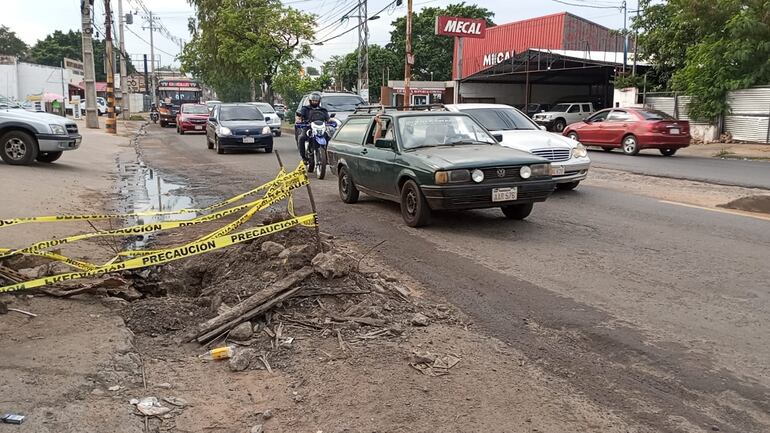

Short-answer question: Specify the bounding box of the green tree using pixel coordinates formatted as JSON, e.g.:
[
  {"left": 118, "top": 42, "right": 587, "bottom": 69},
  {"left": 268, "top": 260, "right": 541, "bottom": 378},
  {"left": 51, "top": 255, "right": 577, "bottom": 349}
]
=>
[
  {"left": 27, "top": 30, "right": 110, "bottom": 81},
  {"left": 273, "top": 61, "right": 326, "bottom": 119},
  {"left": 0, "top": 25, "right": 28, "bottom": 57},
  {"left": 634, "top": 0, "right": 770, "bottom": 120},
  {"left": 387, "top": 2, "right": 494, "bottom": 81},
  {"left": 183, "top": 0, "right": 314, "bottom": 103},
  {"left": 305, "top": 66, "right": 319, "bottom": 76}
]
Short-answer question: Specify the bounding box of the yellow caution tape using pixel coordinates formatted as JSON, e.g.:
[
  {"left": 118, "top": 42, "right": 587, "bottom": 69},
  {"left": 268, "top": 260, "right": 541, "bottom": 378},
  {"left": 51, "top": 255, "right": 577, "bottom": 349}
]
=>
[
  {"left": 0, "top": 213, "right": 318, "bottom": 294},
  {"left": 0, "top": 249, "right": 98, "bottom": 271},
  {"left": 0, "top": 162, "right": 306, "bottom": 229}
]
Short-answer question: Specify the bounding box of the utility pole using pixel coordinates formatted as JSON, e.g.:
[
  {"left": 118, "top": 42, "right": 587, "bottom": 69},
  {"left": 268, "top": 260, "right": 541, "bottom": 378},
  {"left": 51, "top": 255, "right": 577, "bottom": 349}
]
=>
[
  {"left": 117, "top": 0, "right": 129, "bottom": 119},
  {"left": 148, "top": 11, "right": 157, "bottom": 105},
  {"left": 356, "top": 0, "right": 370, "bottom": 102},
  {"left": 622, "top": 0, "right": 628, "bottom": 74},
  {"left": 80, "top": 0, "right": 99, "bottom": 128},
  {"left": 632, "top": 7, "right": 640, "bottom": 76},
  {"left": 104, "top": 0, "right": 116, "bottom": 134},
  {"left": 403, "top": 0, "right": 413, "bottom": 107}
]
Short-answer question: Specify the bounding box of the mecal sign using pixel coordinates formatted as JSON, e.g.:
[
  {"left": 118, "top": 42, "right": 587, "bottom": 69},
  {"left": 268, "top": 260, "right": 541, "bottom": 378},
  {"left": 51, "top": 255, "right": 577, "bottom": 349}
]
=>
[
  {"left": 482, "top": 50, "right": 516, "bottom": 67},
  {"left": 435, "top": 16, "right": 487, "bottom": 39}
]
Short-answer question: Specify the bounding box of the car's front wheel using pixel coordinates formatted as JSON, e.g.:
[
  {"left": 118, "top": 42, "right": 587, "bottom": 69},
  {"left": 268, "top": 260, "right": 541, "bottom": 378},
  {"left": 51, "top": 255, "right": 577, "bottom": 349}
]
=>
[
  {"left": 501, "top": 203, "right": 534, "bottom": 220},
  {"left": 400, "top": 180, "right": 431, "bottom": 227},
  {"left": 206, "top": 136, "right": 214, "bottom": 149},
  {"left": 621, "top": 135, "right": 640, "bottom": 155},
  {"left": 556, "top": 181, "right": 580, "bottom": 191},
  {"left": 660, "top": 148, "right": 677, "bottom": 156},
  {"left": 0, "top": 130, "right": 38, "bottom": 165},
  {"left": 36, "top": 151, "right": 63, "bottom": 163},
  {"left": 215, "top": 137, "right": 224, "bottom": 154},
  {"left": 338, "top": 166, "right": 359, "bottom": 204}
]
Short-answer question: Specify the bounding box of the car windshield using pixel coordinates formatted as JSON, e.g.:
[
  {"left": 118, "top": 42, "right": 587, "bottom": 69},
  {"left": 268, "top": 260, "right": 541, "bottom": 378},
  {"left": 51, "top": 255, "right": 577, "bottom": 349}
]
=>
[
  {"left": 253, "top": 103, "right": 275, "bottom": 113},
  {"left": 462, "top": 107, "right": 538, "bottom": 131},
  {"left": 220, "top": 105, "right": 264, "bottom": 121},
  {"left": 550, "top": 103, "right": 571, "bottom": 112},
  {"left": 321, "top": 95, "right": 364, "bottom": 111},
  {"left": 638, "top": 109, "right": 675, "bottom": 120},
  {"left": 398, "top": 115, "right": 497, "bottom": 150},
  {"left": 183, "top": 105, "right": 209, "bottom": 114}
]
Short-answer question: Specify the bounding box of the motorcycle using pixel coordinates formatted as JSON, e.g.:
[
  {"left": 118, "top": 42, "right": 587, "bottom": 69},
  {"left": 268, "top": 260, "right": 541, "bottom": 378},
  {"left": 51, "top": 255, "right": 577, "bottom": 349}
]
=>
[
  {"left": 298, "top": 120, "right": 337, "bottom": 179},
  {"left": 150, "top": 105, "right": 159, "bottom": 124}
]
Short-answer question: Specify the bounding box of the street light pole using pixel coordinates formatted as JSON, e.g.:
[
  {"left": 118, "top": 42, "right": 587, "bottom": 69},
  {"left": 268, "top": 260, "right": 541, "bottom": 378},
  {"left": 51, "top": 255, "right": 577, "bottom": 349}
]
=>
[
  {"left": 404, "top": 0, "right": 413, "bottom": 107},
  {"left": 80, "top": 0, "right": 99, "bottom": 128},
  {"left": 148, "top": 11, "right": 157, "bottom": 105}
]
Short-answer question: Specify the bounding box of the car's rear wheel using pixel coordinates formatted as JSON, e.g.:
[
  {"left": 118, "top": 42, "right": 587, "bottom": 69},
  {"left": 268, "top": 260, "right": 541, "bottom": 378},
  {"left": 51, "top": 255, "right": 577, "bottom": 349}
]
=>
[
  {"left": 274, "top": 130, "right": 282, "bottom": 137},
  {"left": 567, "top": 131, "right": 579, "bottom": 141},
  {"left": 160, "top": 120, "right": 167, "bottom": 128},
  {"left": 179, "top": 127, "right": 185, "bottom": 135},
  {"left": 36, "top": 151, "right": 63, "bottom": 163},
  {"left": 400, "top": 180, "right": 431, "bottom": 227},
  {"left": 264, "top": 145, "right": 273, "bottom": 153},
  {"left": 207, "top": 136, "right": 214, "bottom": 149},
  {"left": 602, "top": 146, "right": 614, "bottom": 152},
  {"left": 660, "top": 148, "right": 677, "bottom": 156},
  {"left": 501, "top": 203, "right": 534, "bottom": 220},
  {"left": 556, "top": 181, "right": 580, "bottom": 191},
  {"left": 338, "top": 166, "right": 359, "bottom": 204},
  {"left": 215, "top": 137, "right": 224, "bottom": 154},
  {"left": 315, "top": 148, "right": 327, "bottom": 179},
  {"left": 0, "top": 130, "right": 38, "bottom": 165},
  {"left": 553, "top": 118, "right": 566, "bottom": 133},
  {"left": 621, "top": 135, "right": 640, "bottom": 155}
]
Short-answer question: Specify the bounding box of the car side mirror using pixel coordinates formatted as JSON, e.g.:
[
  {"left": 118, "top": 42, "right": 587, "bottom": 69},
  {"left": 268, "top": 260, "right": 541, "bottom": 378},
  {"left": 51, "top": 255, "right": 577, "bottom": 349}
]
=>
[
  {"left": 330, "top": 113, "right": 336, "bottom": 118},
  {"left": 375, "top": 138, "right": 395, "bottom": 150},
  {"left": 208, "top": 117, "right": 216, "bottom": 122},
  {"left": 492, "top": 134, "right": 503, "bottom": 142}
]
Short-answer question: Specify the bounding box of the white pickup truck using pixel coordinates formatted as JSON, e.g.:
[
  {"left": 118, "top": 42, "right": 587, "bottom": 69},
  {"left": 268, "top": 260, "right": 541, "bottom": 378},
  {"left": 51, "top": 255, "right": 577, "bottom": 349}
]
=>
[
  {"left": 0, "top": 102, "right": 81, "bottom": 165},
  {"left": 532, "top": 102, "right": 595, "bottom": 133}
]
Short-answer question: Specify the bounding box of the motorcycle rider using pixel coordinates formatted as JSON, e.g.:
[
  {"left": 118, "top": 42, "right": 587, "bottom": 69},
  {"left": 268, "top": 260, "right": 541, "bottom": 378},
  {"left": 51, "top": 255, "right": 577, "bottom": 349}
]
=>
[
  {"left": 150, "top": 103, "right": 159, "bottom": 123},
  {"left": 296, "top": 92, "right": 330, "bottom": 166}
]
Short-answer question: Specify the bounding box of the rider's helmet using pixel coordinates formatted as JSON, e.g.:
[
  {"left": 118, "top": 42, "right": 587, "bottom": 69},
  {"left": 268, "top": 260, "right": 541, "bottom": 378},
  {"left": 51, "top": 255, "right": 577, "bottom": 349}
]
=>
[{"left": 309, "top": 92, "right": 321, "bottom": 108}]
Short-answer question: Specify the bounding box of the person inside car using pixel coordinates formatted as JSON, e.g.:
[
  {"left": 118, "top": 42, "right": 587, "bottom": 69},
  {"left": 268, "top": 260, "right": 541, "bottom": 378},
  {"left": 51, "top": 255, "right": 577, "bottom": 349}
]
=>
[{"left": 297, "top": 92, "right": 330, "bottom": 165}]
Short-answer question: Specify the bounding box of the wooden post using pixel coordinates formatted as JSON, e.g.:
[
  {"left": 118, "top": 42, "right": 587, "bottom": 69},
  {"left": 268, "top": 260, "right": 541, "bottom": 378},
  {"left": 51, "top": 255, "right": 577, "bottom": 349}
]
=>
[{"left": 275, "top": 151, "right": 322, "bottom": 253}]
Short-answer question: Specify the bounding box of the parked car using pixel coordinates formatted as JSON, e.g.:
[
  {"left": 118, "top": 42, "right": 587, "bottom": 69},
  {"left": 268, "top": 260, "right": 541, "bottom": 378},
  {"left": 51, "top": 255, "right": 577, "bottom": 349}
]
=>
[
  {"left": 206, "top": 103, "right": 273, "bottom": 154},
  {"left": 80, "top": 97, "right": 107, "bottom": 116},
  {"left": 563, "top": 107, "right": 691, "bottom": 156},
  {"left": 176, "top": 103, "right": 209, "bottom": 134},
  {"left": 327, "top": 107, "right": 556, "bottom": 227},
  {"left": 446, "top": 104, "right": 590, "bottom": 191},
  {"left": 249, "top": 102, "right": 283, "bottom": 137},
  {"left": 532, "top": 102, "right": 595, "bottom": 132},
  {"left": 515, "top": 103, "right": 550, "bottom": 118},
  {"left": 0, "top": 104, "right": 81, "bottom": 165},
  {"left": 205, "top": 100, "right": 222, "bottom": 112}
]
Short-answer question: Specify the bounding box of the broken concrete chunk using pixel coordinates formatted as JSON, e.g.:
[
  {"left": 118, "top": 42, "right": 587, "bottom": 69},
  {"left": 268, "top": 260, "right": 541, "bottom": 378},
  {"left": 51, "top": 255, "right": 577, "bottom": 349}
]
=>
[
  {"left": 251, "top": 425, "right": 264, "bottom": 433},
  {"left": 311, "top": 252, "right": 353, "bottom": 279},
  {"left": 261, "top": 241, "right": 285, "bottom": 257},
  {"left": 228, "top": 321, "right": 253, "bottom": 341},
  {"left": 162, "top": 396, "right": 189, "bottom": 407},
  {"left": 229, "top": 348, "right": 258, "bottom": 372},
  {"left": 134, "top": 396, "right": 171, "bottom": 416},
  {"left": 410, "top": 313, "right": 430, "bottom": 327}
]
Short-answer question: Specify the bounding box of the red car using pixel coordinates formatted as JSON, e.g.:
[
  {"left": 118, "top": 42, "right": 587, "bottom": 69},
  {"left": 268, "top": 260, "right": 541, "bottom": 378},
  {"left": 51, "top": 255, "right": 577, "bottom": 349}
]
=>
[
  {"left": 563, "top": 107, "right": 691, "bottom": 156},
  {"left": 176, "top": 103, "right": 210, "bottom": 134}
]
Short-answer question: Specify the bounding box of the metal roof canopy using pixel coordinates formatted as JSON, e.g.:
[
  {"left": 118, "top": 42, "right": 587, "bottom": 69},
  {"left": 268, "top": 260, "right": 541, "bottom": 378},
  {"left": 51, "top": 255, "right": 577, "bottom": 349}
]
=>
[{"left": 460, "top": 49, "right": 646, "bottom": 86}]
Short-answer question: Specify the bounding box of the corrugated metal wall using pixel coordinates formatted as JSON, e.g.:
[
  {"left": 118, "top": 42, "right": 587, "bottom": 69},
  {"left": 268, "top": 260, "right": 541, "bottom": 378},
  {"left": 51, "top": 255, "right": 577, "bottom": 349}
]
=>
[
  {"left": 455, "top": 13, "right": 565, "bottom": 79},
  {"left": 725, "top": 87, "right": 770, "bottom": 143},
  {"left": 562, "top": 14, "right": 628, "bottom": 52}
]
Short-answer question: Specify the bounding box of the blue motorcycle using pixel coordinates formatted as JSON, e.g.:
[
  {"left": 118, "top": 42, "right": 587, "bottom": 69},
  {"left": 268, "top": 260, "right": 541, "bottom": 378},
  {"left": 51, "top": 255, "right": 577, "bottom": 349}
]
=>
[{"left": 297, "top": 120, "right": 337, "bottom": 179}]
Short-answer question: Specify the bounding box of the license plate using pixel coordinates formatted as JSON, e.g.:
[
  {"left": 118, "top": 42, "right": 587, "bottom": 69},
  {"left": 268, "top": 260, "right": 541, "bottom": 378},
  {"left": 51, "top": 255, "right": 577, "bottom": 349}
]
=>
[
  {"left": 492, "top": 187, "right": 518, "bottom": 202},
  {"left": 243, "top": 137, "right": 255, "bottom": 143},
  {"left": 195, "top": 125, "right": 203, "bottom": 130},
  {"left": 670, "top": 128, "right": 680, "bottom": 135},
  {"left": 550, "top": 165, "right": 565, "bottom": 176}
]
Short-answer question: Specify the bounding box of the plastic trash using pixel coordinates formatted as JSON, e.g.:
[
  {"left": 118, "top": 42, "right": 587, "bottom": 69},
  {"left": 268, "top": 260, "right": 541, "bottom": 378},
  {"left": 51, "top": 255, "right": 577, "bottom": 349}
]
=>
[{"left": 199, "top": 345, "right": 235, "bottom": 361}]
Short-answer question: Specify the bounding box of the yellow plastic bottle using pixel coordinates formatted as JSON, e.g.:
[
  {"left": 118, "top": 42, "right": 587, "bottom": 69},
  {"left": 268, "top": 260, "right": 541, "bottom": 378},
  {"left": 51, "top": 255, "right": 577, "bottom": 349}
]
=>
[{"left": 199, "top": 345, "right": 235, "bottom": 361}]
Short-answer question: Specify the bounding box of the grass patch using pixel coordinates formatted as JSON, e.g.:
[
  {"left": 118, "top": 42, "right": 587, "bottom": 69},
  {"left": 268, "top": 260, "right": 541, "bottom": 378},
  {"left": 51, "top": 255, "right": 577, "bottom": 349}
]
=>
[
  {"left": 129, "top": 115, "right": 146, "bottom": 121},
  {"left": 713, "top": 147, "right": 735, "bottom": 158}
]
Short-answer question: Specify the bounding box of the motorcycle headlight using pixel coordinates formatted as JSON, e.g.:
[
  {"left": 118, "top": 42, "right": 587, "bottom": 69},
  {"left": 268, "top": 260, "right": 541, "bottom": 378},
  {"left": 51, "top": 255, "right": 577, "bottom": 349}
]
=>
[
  {"left": 50, "top": 124, "right": 67, "bottom": 135},
  {"left": 218, "top": 126, "right": 232, "bottom": 136},
  {"left": 262, "top": 126, "right": 271, "bottom": 135},
  {"left": 572, "top": 143, "right": 588, "bottom": 158}
]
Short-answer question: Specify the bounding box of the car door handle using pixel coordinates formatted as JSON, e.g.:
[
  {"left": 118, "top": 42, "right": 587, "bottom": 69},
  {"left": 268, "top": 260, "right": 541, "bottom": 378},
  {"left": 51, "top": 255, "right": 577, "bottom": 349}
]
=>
[{"left": 361, "top": 149, "right": 368, "bottom": 155}]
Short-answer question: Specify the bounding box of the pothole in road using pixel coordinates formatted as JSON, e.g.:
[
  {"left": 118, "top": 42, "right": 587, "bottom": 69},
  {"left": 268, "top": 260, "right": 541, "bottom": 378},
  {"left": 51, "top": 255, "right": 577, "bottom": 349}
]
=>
[{"left": 717, "top": 195, "right": 770, "bottom": 214}]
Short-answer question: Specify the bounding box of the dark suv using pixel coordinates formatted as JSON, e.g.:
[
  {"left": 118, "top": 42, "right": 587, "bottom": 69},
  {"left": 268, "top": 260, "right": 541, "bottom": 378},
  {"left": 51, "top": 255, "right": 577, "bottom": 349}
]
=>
[
  {"left": 327, "top": 106, "right": 556, "bottom": 227},
  {"left": 206, "top": 103, "right": 273, "bottom": 154}
]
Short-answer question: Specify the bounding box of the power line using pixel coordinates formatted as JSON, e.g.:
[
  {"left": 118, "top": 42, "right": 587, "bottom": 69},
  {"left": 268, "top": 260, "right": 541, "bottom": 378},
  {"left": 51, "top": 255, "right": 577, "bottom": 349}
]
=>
[
  {"left": 125, "top": 25, "right": 178, "bottom": 58},
  {"left": 550, "top": 0, "right": 621, "bottom": 9},
  {"left": 314, "top": 0, "right": 402, "bottom": 45}
]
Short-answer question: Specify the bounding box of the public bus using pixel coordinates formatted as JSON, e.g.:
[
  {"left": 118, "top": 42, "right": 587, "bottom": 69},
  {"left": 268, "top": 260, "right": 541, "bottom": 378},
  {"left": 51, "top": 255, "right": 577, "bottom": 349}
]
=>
[{"left": 156, "top": 78, "right": 202, "bottom": 127}]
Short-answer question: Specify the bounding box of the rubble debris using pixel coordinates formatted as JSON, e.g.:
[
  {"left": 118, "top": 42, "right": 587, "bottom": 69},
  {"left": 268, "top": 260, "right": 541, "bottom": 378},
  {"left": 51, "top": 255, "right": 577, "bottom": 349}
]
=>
[
  {"left": 409, "top": 351, "right": 462, "bottom": 377},
  {"left": 311, "top": 252, "right": 353, "bottom": 279},
  {"left": 228, "top": 321, "right": 253, "bottom": 341},
  {"left": 410, "top": 313, "right": 430, "bottom": 327},
  {"left": 260, "top": 241, "right": 285, "bottom": 257},
  {"left": 1, "top": 413, "right": 25, "bottom": 425},
  {"left": 134, "top": 397, "right": 171, "bottom": 417},
  {"left": 251, "top": 424, "right": 264, "bottom": 433},
  {"left": 229, "top": 348, "right": 258, "bottom": 372},
  {"left": 157, "top": 382, "right": 172, "bottom": 389},
  {"left": 162, "top": 397, "right": 189, "bottom": 407},
  {"left": 108, "top": 385, "right": 121, "bottom": 392},
  {"left": 261, "top": 409, "right": 273, "bottom": 420}
]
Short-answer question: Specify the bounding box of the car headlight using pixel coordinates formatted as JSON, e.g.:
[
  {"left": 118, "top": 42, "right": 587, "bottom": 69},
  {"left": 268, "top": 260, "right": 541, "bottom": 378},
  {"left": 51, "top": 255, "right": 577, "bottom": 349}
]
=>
[
  {"left": 572, "top": 143, "right": 588, "bottom": 158},
  {"left": 50, "top": 124, "right": 67, "bottom": 135},
  {"left": 262, "top": 126, "right": 271, "bottom": 135},
  {"left": 530, "top": 164, "right": 550, "bottom": 177},
  {"left": 520, "top": 166, "right": 532, "bottom": 179},
  {"left": 435, "top": 169, "right": 470, "bottom": 184},
  {"left": 218, "top": 126, "right": 232, "bottom": 136},
  {"left": 471, "top": 169, "right": 484, "bottom": 183}
]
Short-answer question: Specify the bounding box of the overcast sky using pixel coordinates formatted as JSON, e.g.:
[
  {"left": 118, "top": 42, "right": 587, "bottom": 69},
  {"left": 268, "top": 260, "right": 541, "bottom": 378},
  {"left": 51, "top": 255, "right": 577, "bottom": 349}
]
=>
[{"left": 4, "top": 0, "right": 635, "bottom": 70}]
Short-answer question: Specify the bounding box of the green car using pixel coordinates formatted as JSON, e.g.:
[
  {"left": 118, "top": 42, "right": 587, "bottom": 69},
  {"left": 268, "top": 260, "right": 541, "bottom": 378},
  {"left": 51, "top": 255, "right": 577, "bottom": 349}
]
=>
[{"left": 327, "top": 109, "right": 557, "bottom": 227}]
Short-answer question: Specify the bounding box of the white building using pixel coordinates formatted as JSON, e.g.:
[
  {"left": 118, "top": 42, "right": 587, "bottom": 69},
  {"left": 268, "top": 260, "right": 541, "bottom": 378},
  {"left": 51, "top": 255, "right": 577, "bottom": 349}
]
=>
[{"left": 0, "top": 55, "right": 76, "bottom": 101}]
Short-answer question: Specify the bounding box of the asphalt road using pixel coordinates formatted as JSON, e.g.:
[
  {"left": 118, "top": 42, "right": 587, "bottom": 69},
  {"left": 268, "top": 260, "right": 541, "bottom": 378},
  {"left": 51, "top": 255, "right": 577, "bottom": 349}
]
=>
[
  {"left": 140, "top": 126, "right": 770, "bottom": 433},
  {"left": 587, "top": 148, "right": 770, "bottom": 189}
]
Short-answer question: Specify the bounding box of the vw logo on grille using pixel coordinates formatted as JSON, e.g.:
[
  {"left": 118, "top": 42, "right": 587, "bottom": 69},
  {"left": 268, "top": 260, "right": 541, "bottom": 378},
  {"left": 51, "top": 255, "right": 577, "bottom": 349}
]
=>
[{"left": 496, "top": 168, "right": 506, "bottom": 178}]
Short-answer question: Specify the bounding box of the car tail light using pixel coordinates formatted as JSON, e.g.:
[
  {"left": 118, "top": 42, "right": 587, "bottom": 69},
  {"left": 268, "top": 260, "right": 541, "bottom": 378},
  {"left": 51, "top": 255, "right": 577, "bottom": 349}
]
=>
[{"left": 649, "top": 121, "right": 667, "bottom": 133}]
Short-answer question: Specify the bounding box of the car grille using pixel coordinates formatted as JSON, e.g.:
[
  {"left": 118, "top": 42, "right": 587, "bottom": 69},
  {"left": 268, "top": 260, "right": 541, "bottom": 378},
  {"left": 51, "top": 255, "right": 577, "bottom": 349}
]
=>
[
  {"left": 189, "top": 118, "right": 206, "bottom": 124},
  {"left": 531, "top": 148, "right": 571, "bottom": 162},
  {"left": 65, "top": 124, "right": 78, "bottom": 135},
  {"left": 231, "top": 128, "right": 261, "bottom": 135},
  {"left": 481, "top": 166, "right": 523, "bottom": 182}
]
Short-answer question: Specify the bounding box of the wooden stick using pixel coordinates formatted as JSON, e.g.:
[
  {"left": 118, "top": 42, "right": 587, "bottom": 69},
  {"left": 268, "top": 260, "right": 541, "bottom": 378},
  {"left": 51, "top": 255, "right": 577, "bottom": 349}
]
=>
[{"left": 8, "top": 308, "right": 37, "bottom": 318}]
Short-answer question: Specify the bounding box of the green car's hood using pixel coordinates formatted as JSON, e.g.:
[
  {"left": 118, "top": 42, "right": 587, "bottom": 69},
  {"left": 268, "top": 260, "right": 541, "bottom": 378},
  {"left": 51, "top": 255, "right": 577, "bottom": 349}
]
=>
[{"left": 406, "top": 144, "right": 549, "bottom": 170}]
